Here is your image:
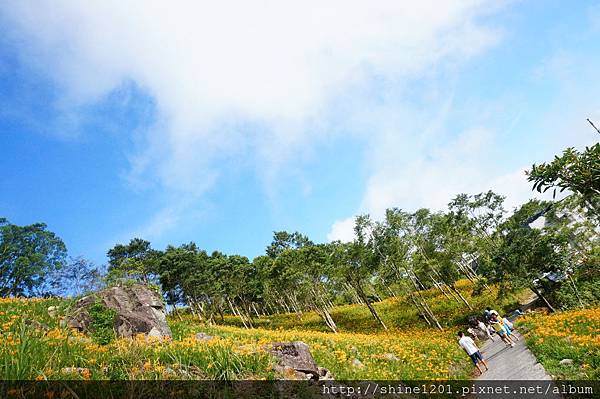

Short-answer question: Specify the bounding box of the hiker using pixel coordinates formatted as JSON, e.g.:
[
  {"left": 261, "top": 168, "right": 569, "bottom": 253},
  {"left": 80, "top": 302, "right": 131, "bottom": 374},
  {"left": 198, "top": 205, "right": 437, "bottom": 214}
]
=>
[
  {"left": 484, "top": 307, "right": 499, "bottom": 322},
  {"left": 477, "top": 318, "right": 495, "bottom": 341},
  {"left": 490, "top": 315, "right": 514, "bottom": 347},
  {"left": 500, "top": 316, "right": 519, "bottom": 341},
  {"left": 458, "top": 331, "right": 489, "bottom": 376}
]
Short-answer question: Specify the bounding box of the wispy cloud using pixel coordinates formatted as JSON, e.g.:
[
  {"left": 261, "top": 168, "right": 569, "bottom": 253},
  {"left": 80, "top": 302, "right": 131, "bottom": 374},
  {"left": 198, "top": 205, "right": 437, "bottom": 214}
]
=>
[{"left": 1, "top": 0, "right": 506, "bottom": 241}]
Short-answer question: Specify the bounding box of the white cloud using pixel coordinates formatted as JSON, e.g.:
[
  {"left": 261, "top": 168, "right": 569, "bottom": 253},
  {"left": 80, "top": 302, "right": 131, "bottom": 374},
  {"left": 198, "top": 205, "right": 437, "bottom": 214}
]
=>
[
  {"left": 327, "top": 217, "right": 356, "bottom": 243},
  {"left": 1, "top": 0, "right": 505, "bottom": 240}
]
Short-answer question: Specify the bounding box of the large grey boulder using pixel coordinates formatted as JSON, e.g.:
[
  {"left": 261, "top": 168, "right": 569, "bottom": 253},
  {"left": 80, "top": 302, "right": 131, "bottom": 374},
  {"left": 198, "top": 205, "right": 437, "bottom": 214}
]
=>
[{"left": 67, "top": 284, "right": 172, "bottom": 338}]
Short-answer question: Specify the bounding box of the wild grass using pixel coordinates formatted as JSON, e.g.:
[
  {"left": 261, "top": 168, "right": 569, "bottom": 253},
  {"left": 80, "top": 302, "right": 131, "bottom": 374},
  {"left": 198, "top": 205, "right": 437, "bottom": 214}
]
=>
[
  {"left": 0, "top": 280, "right": 524, "bottom": 380},
  {"left": 214, "top": 280, "right": 523, "bottom": 333},
  {"left": 518, "top": 307, "right": 600, "bottom": 380},
  {"left": 0, "top": 297, "right": 271, "bottom": 380}
]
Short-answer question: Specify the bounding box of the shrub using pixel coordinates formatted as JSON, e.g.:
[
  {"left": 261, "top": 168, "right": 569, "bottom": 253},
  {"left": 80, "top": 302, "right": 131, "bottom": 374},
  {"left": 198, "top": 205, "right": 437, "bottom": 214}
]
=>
[{"left": 89, "top": 302, "right": 117, "bottom": 345}]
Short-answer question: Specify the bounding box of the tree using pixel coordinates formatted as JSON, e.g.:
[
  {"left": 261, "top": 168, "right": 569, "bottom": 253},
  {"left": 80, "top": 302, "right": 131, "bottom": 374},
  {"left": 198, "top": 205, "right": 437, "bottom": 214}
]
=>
[
  {"left": 266, "top": 231, "right": 313, "bottom": 259},
  {"left": 48, "top": 256, "right": 102, "bottom": 297},
  {"left": 106, "top": 238, "right": 159, "bottom": 284},
  {"left": 373, "top": 209, "right": 443, "bottom": 329},
  {"left": 528, "top": 142, "right": 600, "bottom": 218},
  {"left": 0, "top": 218, "right": 67, "bottom": 297},
  {"left": 482, "top": 199, "right": 584, "bottom": 312},
  {"left": 331, "top": 215, "right": 388, "bottom": 330}
]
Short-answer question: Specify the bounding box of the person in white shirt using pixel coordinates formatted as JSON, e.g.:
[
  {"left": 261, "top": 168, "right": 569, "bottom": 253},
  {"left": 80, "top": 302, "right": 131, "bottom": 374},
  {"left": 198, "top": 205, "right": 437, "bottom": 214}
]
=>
[{"left": 458, "top": 331, "right": 489, "bottom": 376}]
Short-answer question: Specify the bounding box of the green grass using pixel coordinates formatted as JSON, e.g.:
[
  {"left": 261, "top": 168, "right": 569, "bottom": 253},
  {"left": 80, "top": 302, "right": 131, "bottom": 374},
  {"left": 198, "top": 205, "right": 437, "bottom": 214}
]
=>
[
  {"left": 518, "top": 307, "right": 600, "bottom": 380},
  {"left": 213, "top": 280, "right": 523, "bottom": 333},
  {"left": 0, "top": 280, "right": 525, "bottom": 381}
]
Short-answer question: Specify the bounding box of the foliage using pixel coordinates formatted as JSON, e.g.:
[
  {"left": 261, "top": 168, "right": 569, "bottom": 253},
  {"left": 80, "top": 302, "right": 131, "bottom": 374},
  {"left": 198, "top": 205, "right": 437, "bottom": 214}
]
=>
[
  {"left": 265, "top": 231, "right": 313, "bottom": 259},
  {"left": 0, "top": 297, "right": 271, "bottom": 381},
  {"left": 0, "top": 218, "right": 67, "bottom": 297},
  {"left": 106, "top": 238, "right": 160, "bottom": 285},
  {"left": 88, "top": 302, "right": 117, "bottom": 345},
  {"left": 544, "top": 247, "right": 600, "bottom": 309},
  {"left": 519, "top": 307, "right": 600, "bottom": 380},
  {"left": 527, "top": 142, "right": 600, "bottom": 218},
  {"left": 48, "top": 256, "right": 103, "bottom": 297},
  {"left": 0, "top": 292, "right": 488, "bottom": 381}
]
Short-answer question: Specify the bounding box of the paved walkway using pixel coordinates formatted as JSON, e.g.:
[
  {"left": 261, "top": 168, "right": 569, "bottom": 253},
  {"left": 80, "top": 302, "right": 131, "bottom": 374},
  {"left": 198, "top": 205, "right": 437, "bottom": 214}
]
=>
[{"left": 476, "top": 331, "right": 551, "bottom": 381}]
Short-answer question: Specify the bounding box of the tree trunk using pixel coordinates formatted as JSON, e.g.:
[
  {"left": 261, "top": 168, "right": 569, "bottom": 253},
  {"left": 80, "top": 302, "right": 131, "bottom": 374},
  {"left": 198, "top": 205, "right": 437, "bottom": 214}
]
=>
[
  {"left": 353, "top": 280, "right": 387, "bottom": 330},
  {"left": 530, "top": 285, "right": 556, "bottom": 313},
  {"left": 406, "top": 271, "right": 443, "bottom": 330},
  {"left": 172, "top": 304, "right": 183, "bottom": 321},
  {"left": 428, "top": 273, "right": 452, "bottom": 300},
  {"left": 566, "top": 274, "right": 584, "bottom": 308},
  {"left": 447, "top": 282, "right": 473, "bottom": 310}
]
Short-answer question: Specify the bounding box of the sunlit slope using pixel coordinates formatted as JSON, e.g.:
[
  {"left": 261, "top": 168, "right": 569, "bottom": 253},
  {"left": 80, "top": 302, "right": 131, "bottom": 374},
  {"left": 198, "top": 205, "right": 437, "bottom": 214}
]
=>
[
  {"left": 209, "top": 280, "right": 523, "bottom": 333},
  {"left": 0, "top": 281, "right": 524, "bottom": 380}
]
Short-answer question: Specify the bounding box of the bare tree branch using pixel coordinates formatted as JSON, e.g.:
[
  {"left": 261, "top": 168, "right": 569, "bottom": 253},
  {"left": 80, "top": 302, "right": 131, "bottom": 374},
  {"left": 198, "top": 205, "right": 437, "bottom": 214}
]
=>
[{"left": 587, "top": 118, "right": 600, "bottom": 135}]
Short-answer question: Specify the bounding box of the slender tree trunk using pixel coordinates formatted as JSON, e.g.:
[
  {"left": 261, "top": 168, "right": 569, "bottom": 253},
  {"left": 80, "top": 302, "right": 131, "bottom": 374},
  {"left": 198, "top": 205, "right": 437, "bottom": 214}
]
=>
[
  {"left": 252, "top": 302, "right": 261, "bottom": 318},
  {"left": 530, "top": 285, "right": 556, "bottom": 313},
  {"left": 312, "top": 287, "right": 338, "bottom": 333},
  {"left": 432, "top": 268, "right": 470, "bottom": 308},
  {"left": 172, "top": 303, "right": 183, "bottom": 321},
  {"left": 352, "top": 279, "right": 387, "bottom": 330},
  {"left": 228, "top": 297, "right": 249, "bottom": 329},
  {"left": 428, "top": 273, "right": 452, "bottom": 300},
  {"left": 406, "top": 270, "right": 443, "bottom": 330},
  {"left": 217, "top": 304, "right": 225, "bottom": 322},
  {"left": 449, "top": 283, "right": 473, "bottom": 310},
  {"left": 565, "top": 273, "right": 584, "bottom": 308}
]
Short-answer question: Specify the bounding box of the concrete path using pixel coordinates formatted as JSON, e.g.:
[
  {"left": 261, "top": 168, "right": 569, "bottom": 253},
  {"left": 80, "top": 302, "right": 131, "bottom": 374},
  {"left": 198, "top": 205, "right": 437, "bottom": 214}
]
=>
[{"left": 476, "top": 331, "right": 551, "bottom": 381}]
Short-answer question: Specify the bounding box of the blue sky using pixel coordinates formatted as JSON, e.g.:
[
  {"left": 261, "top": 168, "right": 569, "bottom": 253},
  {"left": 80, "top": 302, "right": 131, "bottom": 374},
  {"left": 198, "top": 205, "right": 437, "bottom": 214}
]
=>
[{"left": 1, "top": 1, "right": 599, "bottom": 265}]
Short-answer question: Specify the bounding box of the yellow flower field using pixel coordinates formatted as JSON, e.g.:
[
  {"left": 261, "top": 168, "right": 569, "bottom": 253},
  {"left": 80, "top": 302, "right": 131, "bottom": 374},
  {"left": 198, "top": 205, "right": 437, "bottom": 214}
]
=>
[
  {"left": 518, "top": 307, "right": 600, "bottom": 379},
  {"left": 1, "top": 294, "right": 477, "bottom": 380}
]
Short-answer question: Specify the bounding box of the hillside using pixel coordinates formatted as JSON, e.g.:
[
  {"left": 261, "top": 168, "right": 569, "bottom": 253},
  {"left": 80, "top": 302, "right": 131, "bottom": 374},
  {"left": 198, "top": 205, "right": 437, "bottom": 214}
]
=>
[{"left": 1, "top": 280, "right": 524, "bottom": 381}]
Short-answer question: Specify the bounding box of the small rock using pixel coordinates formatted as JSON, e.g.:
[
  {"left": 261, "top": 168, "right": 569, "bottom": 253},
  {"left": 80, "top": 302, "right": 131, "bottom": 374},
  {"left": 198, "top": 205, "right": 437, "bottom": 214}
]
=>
[
  {"left": 559, "top": 359, "right": 573, "bottom": 366},
  {"left": 351, "top": 358, "right": 364, "bottom": 369},
  {"left": 61, "top": 367, "right": 89, "bottom": 374},
  {"left": 383, "top": 353, "right": 399, "bottom": 361},
  {"left": 267, "top": 341, "right": 320, "bottom": 380},
  {"left": 195, "top": 332, "right": 214, "bottom": 342},
  {"left": 147, "top": 327, "right": 162, "bottom": 338},
  {"left": 273, "top": 365, "right": 309, "bottom": 380},
  {"left": 24, "top": 319, "right": 50, "bottom": 332},
  {"left": 318, "top": 367, "right": 334, "bottom": 380},
  {"left": 47, "top": 306, "right": 58, "bottom": 318},
  {"left": 68, "top": 336, "right": 92, "bottom": 344}
]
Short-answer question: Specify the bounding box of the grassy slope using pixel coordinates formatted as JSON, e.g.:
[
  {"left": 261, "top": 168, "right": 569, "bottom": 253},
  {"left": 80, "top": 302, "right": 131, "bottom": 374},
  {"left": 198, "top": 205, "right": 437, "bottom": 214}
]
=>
[
  {"left": 517, "top": 307, "right": 600, "bottom": 380},
  {"left": 211, "top": 280, "right": 524, "bottom": 333},
  {"left": 1, "top": 280, "right": 523, "bottom": 380}
]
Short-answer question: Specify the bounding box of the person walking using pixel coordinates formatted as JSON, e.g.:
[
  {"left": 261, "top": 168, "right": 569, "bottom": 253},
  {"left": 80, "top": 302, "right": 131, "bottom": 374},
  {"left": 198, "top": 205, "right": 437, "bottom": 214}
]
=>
[
  {"left": 458, "top": 331, "right": 489, "bottom": 376},
  {"left": 499, "top": 315, "right": 519, "bottom": 341},
  {"left": 484, "top": 307, "right": 499, "bottom": 322},
  {"left": 490, "top": 316, "right": 515, "bottom": 347}
]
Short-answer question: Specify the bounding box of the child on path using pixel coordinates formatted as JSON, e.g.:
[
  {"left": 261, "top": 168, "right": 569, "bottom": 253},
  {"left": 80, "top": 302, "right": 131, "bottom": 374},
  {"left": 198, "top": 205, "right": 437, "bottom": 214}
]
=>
[
  {"left": 490, "top": 317, "right": 515, "bottom": 347},
  {"left": 499, "top": 316, "right": 519, "bottom": 341},
  {"left": 458, "top": 331, "right": 489, "bottom": 376}
]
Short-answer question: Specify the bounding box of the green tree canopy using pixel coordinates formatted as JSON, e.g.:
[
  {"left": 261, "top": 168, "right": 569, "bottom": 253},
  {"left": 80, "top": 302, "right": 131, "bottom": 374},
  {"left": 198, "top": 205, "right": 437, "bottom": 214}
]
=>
[
  {"left": 528, "top": 142, "right": 600, "bottom": 217},
  {"left": 0, "top": 218, "right": 67, "bottom": 297}
]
